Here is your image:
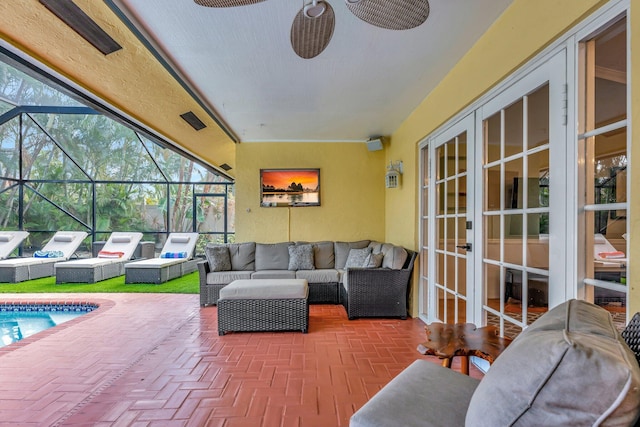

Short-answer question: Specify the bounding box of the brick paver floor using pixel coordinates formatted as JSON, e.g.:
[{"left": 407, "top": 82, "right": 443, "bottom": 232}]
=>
[{"left": 0, "top": 294, "right": 482, "bottom": 426}]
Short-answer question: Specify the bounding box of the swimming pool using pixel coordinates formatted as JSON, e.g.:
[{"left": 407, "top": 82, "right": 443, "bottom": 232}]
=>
[{"left": 0, "top": 303, "right": 98, "bottom": 347}]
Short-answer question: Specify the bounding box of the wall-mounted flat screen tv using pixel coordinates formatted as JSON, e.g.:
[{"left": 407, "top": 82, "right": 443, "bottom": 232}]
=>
[{"left": 260, "top": 168, "right": 320, "bottom": 207}]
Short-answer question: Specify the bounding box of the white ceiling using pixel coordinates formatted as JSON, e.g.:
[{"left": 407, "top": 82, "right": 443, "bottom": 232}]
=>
[{"left": 113, "top": 0, "right": 514, "bottom": 143}]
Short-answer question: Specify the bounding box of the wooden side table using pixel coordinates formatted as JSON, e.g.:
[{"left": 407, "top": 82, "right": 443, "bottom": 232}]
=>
[{"left": 417, "top": 322, "right": 512, "bottom": 375}]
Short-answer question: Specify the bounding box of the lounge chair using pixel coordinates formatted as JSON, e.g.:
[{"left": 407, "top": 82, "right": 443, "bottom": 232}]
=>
[
  {"left": 0, "top": 231, "right": 88, "bottom": 283},
  {"left": 0, "top": 231, "right": 29, "bottom": 260},
  {"left": 54, "top": 232, "right": 143, "bottom": 283},
  {"left": 124, "top": 233, "right": 199, "bottom": 284}
]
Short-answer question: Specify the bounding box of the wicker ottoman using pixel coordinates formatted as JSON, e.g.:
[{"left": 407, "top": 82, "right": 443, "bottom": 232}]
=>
[{"left": 217, "top": 279, "right": 309, "bottom": 336}]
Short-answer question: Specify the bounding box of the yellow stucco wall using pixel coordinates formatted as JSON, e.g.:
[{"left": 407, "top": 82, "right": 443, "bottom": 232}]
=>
[
  {"left": 0, "top": 0, "right": 236, "bottom": 171},
  {"left": 235, "top": 142, "right": 386, "bottom": 243}
]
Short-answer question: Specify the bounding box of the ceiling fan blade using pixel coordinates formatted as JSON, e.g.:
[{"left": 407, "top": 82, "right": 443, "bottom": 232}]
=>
[
  {"left": 291, "top": 1, "right": 335, "bottom": 59},
  {"left": 194, "top": 0, "right": 267, "bottom": 7},
  {"left": 345, "top": 0, "right": 429, "bottom": 30}
]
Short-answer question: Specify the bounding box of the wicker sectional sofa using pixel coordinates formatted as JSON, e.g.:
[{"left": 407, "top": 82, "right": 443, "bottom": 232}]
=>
[{"left": 198, "top": 240, "right": 416, "bottom": 319}]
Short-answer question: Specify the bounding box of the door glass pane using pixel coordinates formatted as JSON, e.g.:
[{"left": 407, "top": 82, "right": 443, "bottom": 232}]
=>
[
  {"left": 593, "top": 20, "right": 627, "bottom": 127},
  {"left": 528, "top": 84, "right": 550, "bottom": 150},
  {"left": 484, "top": 216, "right": 500, "bottom": 262},
  {"left": 484, "top": 263, "right": 501, "bottom": 306},
  {"left": 437, "top": 146, "right": 446, "bottom": 180},
  {"left": 437, "top": 287, "right": 445, "bottom": 321},
  {"left": 458, "top": 257, "right": 467, "bottom": 296},
  {"left": 436, "top": 218, "right": 445, "bottom": 250},
  {"left": 485, "top": 164, "right": 501, "bottom": 211},
  {"left": 458, "top": 137, "right": 467, "bottom": 174},
  {"left": 528, "top": 273, "right": 549, "bottom": 308},
  {"left": 436, "top": 182, "right": 445, "bottom": 214},
  {"left": 456, "top": 217, "right": 467, "bottom": 252},
  {"left": 445, "top": 254, "right": 456, "bottom": 291},
  {"left": 505, "top": 158, "right": 523, "bottom": 210},
  {"left": 458, "top": 175, "right": 467, "bottom": 213},
  {"left": 485, "top": 112, "right": 501, "bottom": 164},
  {"left": 422, "top": 147, "right": 430, "bottom": 187},
  {"left": 437, "top": 252, "right": 445, "bottom": 284},
  {"left": 504, "top": 99, "right": 524, "bottom": 158},
  {"left": 528, "top": 150, "right": 550, "bottom": 208},
  {"left": 504, "top": 214, "right": 523, "bottom": 265},
  {"left": 593, "top": 132, "right": 627, "bottom": 206},
  {"left": 445, "top": 218, "right": 454, "bottom": 253}
]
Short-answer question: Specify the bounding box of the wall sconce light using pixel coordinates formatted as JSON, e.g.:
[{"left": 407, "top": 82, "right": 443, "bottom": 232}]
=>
[{"left": 385, "top": 161, "right": 403, "bottom": 189}]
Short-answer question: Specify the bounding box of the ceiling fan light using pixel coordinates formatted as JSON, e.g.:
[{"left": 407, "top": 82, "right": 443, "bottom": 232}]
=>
[{"left": 304, "top": 1, "right": 327, "bottom": 18}]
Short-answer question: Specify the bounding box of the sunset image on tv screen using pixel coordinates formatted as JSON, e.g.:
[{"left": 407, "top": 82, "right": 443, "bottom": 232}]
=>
[{"left": 261, "top": 169, "right": 320, "bottom": 206}]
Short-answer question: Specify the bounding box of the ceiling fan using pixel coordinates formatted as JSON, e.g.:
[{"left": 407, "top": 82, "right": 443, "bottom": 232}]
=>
[{"left": 193, "top": 0, "right": 430, "bottom": 59}]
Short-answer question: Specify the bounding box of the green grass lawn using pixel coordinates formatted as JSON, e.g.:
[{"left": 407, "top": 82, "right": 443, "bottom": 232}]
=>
[{"left": 0, "top": 271, "right": 199, "bottom": 294}]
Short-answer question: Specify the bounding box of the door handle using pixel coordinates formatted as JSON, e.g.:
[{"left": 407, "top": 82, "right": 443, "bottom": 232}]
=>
[{"left": 456, "top": 243, "right": 472, "bottom": 251}]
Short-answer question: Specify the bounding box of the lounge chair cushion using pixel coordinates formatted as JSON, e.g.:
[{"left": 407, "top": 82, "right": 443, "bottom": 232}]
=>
[
  {"left": 111, "top": 236, "right": 132, "bottom": 243},
  {"left": 170, "top": 235, "right": 191, "bottom": 244},
  {"left": 53, "top": 234, "right": 74, "bottom": 242},
  {"left": 0, "top": 234, "right": 13, "bottom": 242}
]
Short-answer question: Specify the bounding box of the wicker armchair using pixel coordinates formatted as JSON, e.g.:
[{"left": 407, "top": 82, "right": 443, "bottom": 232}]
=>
[
  {"left": 198, "top": 260, "right": 226, "bottom": 306},
  {"left": 341, "top": 249, "right": 416, "bottom": 320}
]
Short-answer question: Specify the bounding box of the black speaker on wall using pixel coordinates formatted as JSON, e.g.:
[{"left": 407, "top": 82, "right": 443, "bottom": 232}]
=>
[{"left": 366, "top": 138, "right": 383, "bottom": 151}]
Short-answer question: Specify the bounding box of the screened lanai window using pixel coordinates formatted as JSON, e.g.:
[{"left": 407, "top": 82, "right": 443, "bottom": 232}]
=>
[{"left": 0, "top": 54, "right": 234, "bottom": 254}]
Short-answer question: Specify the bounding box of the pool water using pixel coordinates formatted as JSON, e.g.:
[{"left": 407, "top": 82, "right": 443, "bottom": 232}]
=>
[{"left": 0, "top": 303, "right": 97, "bottom": 347}]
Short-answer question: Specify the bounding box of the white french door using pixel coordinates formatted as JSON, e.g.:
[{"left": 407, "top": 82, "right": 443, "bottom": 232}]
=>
[
  {"left": 420, "top": 114, "right": 475, "bottom": 324},
  {"left": 475, "top": 50, "right": 567, "bottom": 337},
  {"left": 420, "top": 51, "right": 567, "bottom": 334}
]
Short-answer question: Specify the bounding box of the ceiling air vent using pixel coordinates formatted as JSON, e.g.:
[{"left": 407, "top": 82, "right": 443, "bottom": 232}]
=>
[
  {"left": 40, "top": 0, "right": 122, "bottom": 55},
  {"left": 180, "top": 111, "right": 207, "bottom": 131},
  {"left": 220, "top": 163, "right": 232, "bottom": 171}
]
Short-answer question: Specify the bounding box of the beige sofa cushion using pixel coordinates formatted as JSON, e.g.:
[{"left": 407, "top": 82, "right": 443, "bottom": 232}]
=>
[
  {"left": 255, "top": 242, "right": 291, "bottom": 270},
  {"left": 312, "top": 241, "right": 335, "bottom": 269},
  {"left": 465, "top": 299, "right": 640, "bottom": 426},
  {"left": 228, "top": 242, "right": 256, "bottom": 271}
]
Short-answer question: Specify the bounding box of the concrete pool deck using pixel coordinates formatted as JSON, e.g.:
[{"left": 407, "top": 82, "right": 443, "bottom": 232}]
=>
[{"left": 0, "top": 293, "right": 481, "bottom": 426}]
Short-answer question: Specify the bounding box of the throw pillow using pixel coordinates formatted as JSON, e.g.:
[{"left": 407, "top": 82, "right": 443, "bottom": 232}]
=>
[
  {"left": 363, "top": 252, "right": 384, "bottom": 268},
  {"left": 345, "top": 247, "right": 372, "bottom": 269},
  {"left": 205, "top": 245, "right": 231, "bottom": 272},
  {"left": 288, "top": 244, "right": 315, "bottom": 270}
]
